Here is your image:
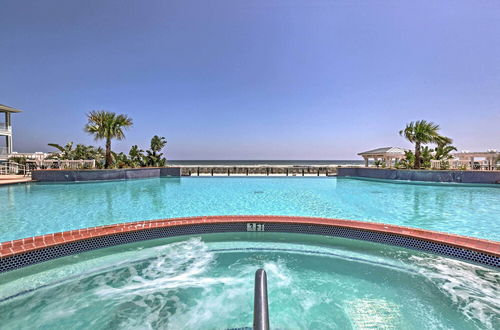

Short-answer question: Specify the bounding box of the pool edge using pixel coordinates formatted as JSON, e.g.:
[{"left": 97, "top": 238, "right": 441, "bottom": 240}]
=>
[{"left": 1, "top": 216, "right": 499, "bottom": 272}]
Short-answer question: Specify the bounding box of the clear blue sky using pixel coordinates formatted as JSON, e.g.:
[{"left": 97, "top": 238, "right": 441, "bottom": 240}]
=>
[{"left": 1, "top": 0, "right": 499, "bottom": 159}]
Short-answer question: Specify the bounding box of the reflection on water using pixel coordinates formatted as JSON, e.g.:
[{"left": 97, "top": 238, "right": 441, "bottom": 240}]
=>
[{"left": 334, "top": 178, "right": 499, "bottom": 239}]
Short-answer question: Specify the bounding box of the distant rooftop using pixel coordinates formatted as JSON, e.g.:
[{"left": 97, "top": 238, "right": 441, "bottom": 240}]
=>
[
  {"left": 456, "top": 150, "right": 498, "bottom": 154},
  {"left": 0, "top": 104, "right": 23, "bottom": 113},
  {"left": 358, "top": 147, "right": 408, "bottom": 156}
]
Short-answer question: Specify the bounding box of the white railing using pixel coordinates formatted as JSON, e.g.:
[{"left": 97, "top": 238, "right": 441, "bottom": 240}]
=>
[
  {"left": 9, "top": 152, "right": 49, "bottom": 160},
  {"left": 32, "top": 159, "right": 96, "bottom": 170},
  {"left": 431, "top": 159, "right": 499, "bottom": 171},
  {"left": 0, "top": 123, "right": 10, "bottom": 133},
  {"left": 0, "top": 162, "right": 27, "bottom": 175}
]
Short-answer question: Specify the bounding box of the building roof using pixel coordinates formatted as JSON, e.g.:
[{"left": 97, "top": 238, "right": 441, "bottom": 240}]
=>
[
  {"left": 455, "top": 150, "right": 498, "bottom": 154},
  {"left": 454, "top": 150, "right": 499, "bottom": 158},
  {"left": 0, "top": 104, "right": 23, "bottom": 113},
  {"left": 358, "top": 147, "right": 408, "bottom": 156}
]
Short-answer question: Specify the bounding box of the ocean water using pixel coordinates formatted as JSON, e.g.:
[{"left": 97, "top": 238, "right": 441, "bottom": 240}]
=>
[
  {"left": 0, "top": 177, "right": 499, "bottom": 242},
  {"left": 167, "top": 160, "right": 364, "bottom": 166},
  {"left": 0, "top": 234, "right": 497, "bottom": 329}
]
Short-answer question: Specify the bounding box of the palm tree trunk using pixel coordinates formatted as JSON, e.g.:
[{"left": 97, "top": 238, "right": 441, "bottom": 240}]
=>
[
  {"left": 414, "top": 142, "right": 421, "bottom": 169},
  {"left": 105, "top": 138, "right": 112, "bottom": 168}
]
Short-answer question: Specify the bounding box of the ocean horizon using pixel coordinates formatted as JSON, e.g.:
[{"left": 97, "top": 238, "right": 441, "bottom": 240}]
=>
[{"left": 167, "top": 160, "right": 364, "bottom": 166}]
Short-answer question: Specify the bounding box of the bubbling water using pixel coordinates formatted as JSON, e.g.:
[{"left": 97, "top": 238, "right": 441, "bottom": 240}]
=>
[
  {"left": 0, "top": 236, "right": 497, "bottom": 329},
  {"left": 93, "top": 238, "right": 250, "bottom": 329},
  {"left": 411, "top": 255, "right": 500, "bottom": 329}
]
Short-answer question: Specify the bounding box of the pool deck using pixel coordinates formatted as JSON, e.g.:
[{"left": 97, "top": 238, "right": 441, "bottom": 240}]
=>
[
  {"left": 1, "top": 216, "right": 498, "bottom": 260},
  {"left": 0, "top": 175, "right": 32, "bottom": 185}
]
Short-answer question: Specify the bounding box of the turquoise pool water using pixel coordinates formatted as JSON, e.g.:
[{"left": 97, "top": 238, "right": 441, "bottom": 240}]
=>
[
  {"left": 0, "top": 233, "right": 498, "bottom": 329},
  {"left": 0, "top": 177, "right": 499, "bottom": 242}
]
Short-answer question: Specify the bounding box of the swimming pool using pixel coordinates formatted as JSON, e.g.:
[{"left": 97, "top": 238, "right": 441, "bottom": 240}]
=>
[
  {"left": 0, "top": 233, "right": 497, "bottom": 329},
  {"left": 0, "top": 177, "right": 499, "bottom": 242}
]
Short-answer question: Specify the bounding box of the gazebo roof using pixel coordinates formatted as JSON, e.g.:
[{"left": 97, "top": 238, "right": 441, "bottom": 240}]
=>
[
  {"left": 0, "top": 104, "right": 23, "bottom": 113},
  {"left": 358, "top": 147, "right": 408, "bottom": 156}
]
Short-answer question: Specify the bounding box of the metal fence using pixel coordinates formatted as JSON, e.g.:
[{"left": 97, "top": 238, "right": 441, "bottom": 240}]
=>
[{"left": 180, "top": 166, "right": 338, "bottom": 176}]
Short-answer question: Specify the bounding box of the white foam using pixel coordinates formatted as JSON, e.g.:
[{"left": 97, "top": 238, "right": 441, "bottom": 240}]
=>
[
  {"left": 96, "top": 238, "right": 238, "bottom": 297},
  {"left": 411, "top": 255, "right": 500, "bottom": 329},
  {"left": 92, "top": 237, "right": 252, "bottom": 328}
]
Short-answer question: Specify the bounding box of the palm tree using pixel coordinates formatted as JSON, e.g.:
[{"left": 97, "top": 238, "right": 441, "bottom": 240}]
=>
[
  {"left": 48, "top": 142, "right": 75, "bottom": 160},
  {"left": 84, "top": 111, "right": 133, "bottom": 168},
  {"left": 399, "top": 120, "right": 451, "bottom": 169},
  {"left": 128, "top": 145, "right": 145, "bottom": 168},
  {"left": 420, "top": 146, "right": 434, "bottom": 168},
  {"left": 434, "top": 142, "right": 457, "bottom": 160},
  {"left": 400, "top": 150, "right": 416, "bottom": 169},
  {"left": 146, "top": 135, "right": 167, "bottom": 167}
]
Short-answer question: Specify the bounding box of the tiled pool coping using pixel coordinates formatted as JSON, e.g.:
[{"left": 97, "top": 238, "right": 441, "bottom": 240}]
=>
[{"left": 1, "top": 216, "right": 499, "bottom": 272}]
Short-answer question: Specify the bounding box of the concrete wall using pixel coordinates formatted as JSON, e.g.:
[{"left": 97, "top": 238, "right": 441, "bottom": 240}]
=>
[
  {"left": 32, "top": 167, "right": 181, "bottom": 182},
  {"left": 337, "top": 167, "right": 500, "bottom": 184}
]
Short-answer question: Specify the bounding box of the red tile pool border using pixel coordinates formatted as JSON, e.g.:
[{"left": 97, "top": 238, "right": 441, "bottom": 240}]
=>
[{"left": 1, "top": 215, "right": 498, "bottom": 259}]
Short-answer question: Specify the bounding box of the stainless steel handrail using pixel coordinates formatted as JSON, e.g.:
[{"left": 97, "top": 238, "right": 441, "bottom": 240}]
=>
[{"left": 253, "top": 269, "right": 270, "bottom": 330}]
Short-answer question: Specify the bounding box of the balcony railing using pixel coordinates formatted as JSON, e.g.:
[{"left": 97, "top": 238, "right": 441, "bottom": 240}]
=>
[{"left": 0, "top": 122, "right": 10, "bottom": 132}]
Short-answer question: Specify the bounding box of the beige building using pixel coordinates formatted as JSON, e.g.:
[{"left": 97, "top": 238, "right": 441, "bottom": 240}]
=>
[{"left": 0, "top": 104, "right": 22, "bottom": 161}]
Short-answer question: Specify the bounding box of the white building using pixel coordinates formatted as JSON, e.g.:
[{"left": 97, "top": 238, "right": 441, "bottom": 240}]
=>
[
  {"left": 431, "top": 150, "right": 499, "bottom": 170},
  {"left": 0, "top": 104, "right": 22, "bottom": 161}
]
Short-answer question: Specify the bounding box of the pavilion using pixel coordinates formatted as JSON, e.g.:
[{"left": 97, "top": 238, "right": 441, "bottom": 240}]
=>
[
  {"left": 358, "top": 147, "right": 408, "bottom": 167},
  {"left": 453, "top": 150, "right": 499, "bottom": 170}
]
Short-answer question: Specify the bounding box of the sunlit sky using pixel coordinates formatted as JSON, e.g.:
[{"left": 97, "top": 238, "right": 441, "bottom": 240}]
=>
[{"left": 1, "top": 0, "right": 499, "bottom": 159}]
